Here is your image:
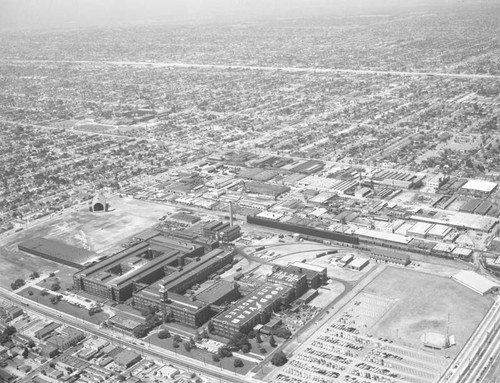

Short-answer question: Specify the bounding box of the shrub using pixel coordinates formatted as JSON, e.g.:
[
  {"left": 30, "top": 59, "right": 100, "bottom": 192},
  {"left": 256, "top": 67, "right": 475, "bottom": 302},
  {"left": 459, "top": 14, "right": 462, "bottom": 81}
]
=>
[
  {"left": 158, "top": 330, "right": 171, "bottom": 339},
  {"left": 271, "top": 351, "right": 288, "bottom": 367}
]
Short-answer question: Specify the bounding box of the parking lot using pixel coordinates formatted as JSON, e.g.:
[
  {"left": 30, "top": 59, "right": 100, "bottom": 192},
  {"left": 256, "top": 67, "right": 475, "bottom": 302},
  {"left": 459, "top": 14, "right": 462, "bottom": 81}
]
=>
[{"left": 270, "top": 292, "right": 447, "bottom": 383}]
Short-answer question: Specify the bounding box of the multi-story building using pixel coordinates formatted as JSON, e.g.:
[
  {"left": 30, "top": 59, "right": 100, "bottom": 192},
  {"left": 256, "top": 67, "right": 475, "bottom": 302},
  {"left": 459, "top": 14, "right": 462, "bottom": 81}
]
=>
[
  {"left": 212, "top": 283, "right": 293, "bottom": 337},
  {"left": 288, "top": 262, "right": 328, "bottom": 289},
  {"left": 133, "top": 248, "right": 234, "bottom": 327},
  {"left": 267, "top": 267, "right": 308, "bottom": 299},
  {"left": 73, "top": 234, "right": 207, "bottom": 303}
]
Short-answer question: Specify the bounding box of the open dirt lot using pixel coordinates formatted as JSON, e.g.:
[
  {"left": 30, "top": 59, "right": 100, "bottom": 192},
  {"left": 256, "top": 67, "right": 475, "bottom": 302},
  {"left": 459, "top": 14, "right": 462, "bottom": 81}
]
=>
[
  {"left": 365, "top": 267, "right": 494, "bottom": 357},
  {"left": 43, "top": 195, "right": 178, "bottom": 254},
  {"left": 0, "top": 195, "right": 179, "bottom": 288}
]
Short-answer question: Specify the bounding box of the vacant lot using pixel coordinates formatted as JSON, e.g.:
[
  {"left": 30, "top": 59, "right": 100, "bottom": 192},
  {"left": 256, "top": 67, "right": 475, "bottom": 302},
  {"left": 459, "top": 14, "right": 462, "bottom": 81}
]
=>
[
  {"left": 365, "top": 267, "right": 494, "bottom": 357},
  {"left": 0, "top": 195, "right": 178, "bottom": 288}
]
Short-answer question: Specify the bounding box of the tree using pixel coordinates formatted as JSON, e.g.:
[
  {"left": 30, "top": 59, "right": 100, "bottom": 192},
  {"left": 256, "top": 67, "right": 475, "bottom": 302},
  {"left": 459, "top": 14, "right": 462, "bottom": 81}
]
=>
[
  {"left": 201, "top": 329, "right": 209, "bottom": 339},
  {"left": 233, "top": 358, "right": 244, "bottom": 368},
  {"left": 11, "top": 278, "right": 25, "bottom": 290},
  {"left": 40, "top": 289, "right": 49, "bottom": 296},
  {"left": 158, "top": 330, "right": 171, "bottom": 339},
  {"left": 248, "top": 330, "right": 256, "bottom": 339},
  {"left": 217, "top": 346, "right": 232, "bottom": 358},
  {"left": 173, "top": 334, "right": 182, "bottom": 343},
  {"left": 241, "top": 344, "right": 250, "bottom": 353},
  {"left": 184, "top": 341, "right": 192, "bottom": 352},
  {"left": 50, "top": 296, "right": 60, "bottom": 305},
  {"left": 273, "top": 327, "right": 292, "bottom": 340},
  {"left": 271, "top": 351, "right": 288, "bottom": 366},
  {"left": 189, "top": 337, "right": 196, "bottom": 349},
  {"left": 228, "top": 332, "right": 249, "bottom": 350},
  {"left": 260, "top": 347, "right": 267, "bottom": 354},
  {"left": 50, "top": 282, "right": 61, "bottom": 291},
  {"left": 132, "top": 324, "right": 150, "bottom": 338},
  {"left": 173, "top": 342, "right": 180, "bottom": 349},
  {"left": 269, "top": 335, "right": 277, "bottom": 348},
  {"left": 212, "top": 354, "right": 220, "bottom": 362}
]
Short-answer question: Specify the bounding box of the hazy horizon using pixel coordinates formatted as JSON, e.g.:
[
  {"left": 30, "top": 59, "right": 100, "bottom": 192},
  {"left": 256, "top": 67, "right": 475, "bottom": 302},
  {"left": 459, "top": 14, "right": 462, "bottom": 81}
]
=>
[{"left": 0, "top": 0, "right": 496, "bottom": 32}]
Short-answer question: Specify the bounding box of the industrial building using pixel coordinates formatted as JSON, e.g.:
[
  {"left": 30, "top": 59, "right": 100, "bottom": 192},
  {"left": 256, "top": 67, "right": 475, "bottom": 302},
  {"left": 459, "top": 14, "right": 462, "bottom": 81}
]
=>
[
  {"left": 289, "top": 262, "right": 328, "bottom": 289},
  {"left": 452, "top": 270, "right": 498, "bottom": 295},
  {"left": 267, "top": 267, "right": 308, "bottom": 299},
  {"left": 247, "top": 215, "right": 359, "bottom": 245},
  {"left": 458, "top": 179, "right": 497, "bottom": 198},
  {"left": 46, "top": 327, "right": 85, "bottom": 351},
  {"left": 195, "top": 280, "right": 240, "bottom": 306},
  {"left": 18, "top": 237, "right": 96, "bottom": 269},
  {"left": 370, "top": 248, "right": 410, "bottom": 266},
  {"left": 133, "top": 248, "right": 234, "bottom": 327},
  {"left": 202, "top": 220, "right": 241, "bottom": 242},
  {"left": 212, "top": 282, "right": 294, "bottom": 337},
  {"left": 348, "top": 258, "right": 369, "bottom": 271},
  {"left": 158, "top": 248, "right": 234, "bottom": 294},
  {"left": 73, "top": 242, "right": 184, "bottom": 302}
]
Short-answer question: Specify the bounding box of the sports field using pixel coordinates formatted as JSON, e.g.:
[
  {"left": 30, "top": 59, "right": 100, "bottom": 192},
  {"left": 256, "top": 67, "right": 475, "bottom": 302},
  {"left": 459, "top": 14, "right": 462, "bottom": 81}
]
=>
[{"left": 365, "top": 267, "right": 494, "bottom": 357}]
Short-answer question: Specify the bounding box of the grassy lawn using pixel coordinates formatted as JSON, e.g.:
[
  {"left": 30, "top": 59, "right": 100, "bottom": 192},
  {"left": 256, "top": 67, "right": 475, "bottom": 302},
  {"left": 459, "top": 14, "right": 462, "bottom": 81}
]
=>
[
  {"left": 365, "top": 267, "right": 494, "bottom": 357},
  {"left": 147, "top": 333, "right": 257, "bottom": 375},
  {"left": 17, "top": 287, "right": 109, "bottom": 325}
]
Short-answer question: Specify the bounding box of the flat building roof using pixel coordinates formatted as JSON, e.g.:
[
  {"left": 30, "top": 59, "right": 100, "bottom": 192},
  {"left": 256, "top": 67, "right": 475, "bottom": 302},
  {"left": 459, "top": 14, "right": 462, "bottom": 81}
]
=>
[
  {"left": 215, "top": 283, "right": 292, "bottom": 326},
  {"left": 461, "top": 179, "right": 497, "bottom": 193}
]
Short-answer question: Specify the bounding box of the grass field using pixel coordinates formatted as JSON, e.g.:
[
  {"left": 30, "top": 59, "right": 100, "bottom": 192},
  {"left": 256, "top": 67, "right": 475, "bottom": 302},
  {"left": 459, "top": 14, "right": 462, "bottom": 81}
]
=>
[
  {"left": 365, "top": 267, "right": 494, "bottom": 357},
  {"left": 17, "top": 286, "right": 109, "bottom": 325}
]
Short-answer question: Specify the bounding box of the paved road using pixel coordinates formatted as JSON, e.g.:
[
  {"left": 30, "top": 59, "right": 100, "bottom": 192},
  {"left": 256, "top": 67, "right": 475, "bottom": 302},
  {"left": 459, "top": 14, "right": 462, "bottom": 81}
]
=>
[
  {"left": 3, "top": 59, "right": 500, "bottom": 80},
  {"left": 0, "top": 287, "right": 258, "bottom": 383}
]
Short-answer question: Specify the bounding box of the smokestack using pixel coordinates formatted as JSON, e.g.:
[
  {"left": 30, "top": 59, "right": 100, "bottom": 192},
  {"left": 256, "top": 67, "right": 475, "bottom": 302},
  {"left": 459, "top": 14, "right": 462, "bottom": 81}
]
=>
[{"left": 229, "top": 201, "right": 234, "bottom": 227}]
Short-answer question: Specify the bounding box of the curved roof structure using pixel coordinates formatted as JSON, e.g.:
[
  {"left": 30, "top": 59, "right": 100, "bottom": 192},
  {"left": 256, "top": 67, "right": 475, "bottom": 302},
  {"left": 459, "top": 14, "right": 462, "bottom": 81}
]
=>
[
  {"left": 91, "top": 194, "right": 106, "bottom": 206},
  {"left": 90, "top": 194, "right": 107, "bottom": 212},
  {"left": 452, "top": 270, "right": 498, "bottom": 295}
]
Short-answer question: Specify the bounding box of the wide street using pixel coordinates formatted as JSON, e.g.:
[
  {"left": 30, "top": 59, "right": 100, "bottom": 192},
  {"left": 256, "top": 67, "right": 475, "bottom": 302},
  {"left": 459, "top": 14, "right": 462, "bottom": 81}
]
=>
[{"left": 4, "top": 60, "right": 500, "bottom": 80}]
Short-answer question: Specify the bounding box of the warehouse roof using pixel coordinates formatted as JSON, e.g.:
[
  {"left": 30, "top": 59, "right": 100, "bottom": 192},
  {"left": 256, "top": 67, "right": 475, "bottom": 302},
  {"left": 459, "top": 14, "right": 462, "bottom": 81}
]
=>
[
  {"left": 407, "top": 222, "right": 433, "bottom": 236},
  {"left": 290, "top": 262, "right": 326, "bottom": 273},
  {"left": 18, "top": 237, "right": 96, "bottom": 268},
  {"left": 195, "top": 280, "right": 236, "bottom": 304},
  {"left": 427, "top": 224, "right": 452, "bottom": 238},
  {"left": 452, "top": 270, "right": 498, "bottom": 295},
  {"left": 354, "top": 227, "right": 413, "bottom": 245},
  {"left": 461, "top": 179, "right": 497, "bottom": 193},
  {"left": 350, "top": 257, "right": 369, "bottom": 269}
]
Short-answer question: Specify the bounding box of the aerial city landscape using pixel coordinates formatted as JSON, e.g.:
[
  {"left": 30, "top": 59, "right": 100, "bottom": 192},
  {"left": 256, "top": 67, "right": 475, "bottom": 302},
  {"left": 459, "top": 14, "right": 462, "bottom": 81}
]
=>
[{"left": 0, "top": 0, "right": 500, "bottom": 382}]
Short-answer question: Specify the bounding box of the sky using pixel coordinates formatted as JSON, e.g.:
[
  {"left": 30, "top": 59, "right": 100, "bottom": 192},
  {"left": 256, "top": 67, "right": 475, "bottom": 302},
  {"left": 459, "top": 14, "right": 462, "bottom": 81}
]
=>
[{"left": 0, "top": 0, "right": 491, "bottom": 31}]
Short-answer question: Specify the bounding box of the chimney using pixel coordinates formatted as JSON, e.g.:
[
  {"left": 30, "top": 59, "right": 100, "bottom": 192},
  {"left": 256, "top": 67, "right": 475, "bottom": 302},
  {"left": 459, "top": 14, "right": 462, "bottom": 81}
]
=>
[{"left": 229, "top": 201, "right": 234, "bottom": 227}]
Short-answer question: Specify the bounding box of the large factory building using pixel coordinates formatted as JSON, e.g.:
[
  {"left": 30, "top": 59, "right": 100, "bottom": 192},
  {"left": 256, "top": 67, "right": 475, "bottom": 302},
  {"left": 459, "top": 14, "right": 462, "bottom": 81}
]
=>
[{"left": 212, "top": 282, "right": 294, "bottom": 337}]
